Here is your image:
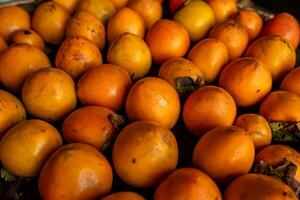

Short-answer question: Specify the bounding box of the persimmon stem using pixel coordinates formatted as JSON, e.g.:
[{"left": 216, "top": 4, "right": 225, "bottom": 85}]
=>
[{"left": 175, "top": 76, "right": 205, "bottom": 95}]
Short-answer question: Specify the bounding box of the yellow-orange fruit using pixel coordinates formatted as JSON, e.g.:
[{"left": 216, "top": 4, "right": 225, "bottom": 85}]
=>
[
  {"left": 10, "top": 30, "right": 45, "bottom": 51},
  {"left": 280, "top": 67, "right": 300, "bottom": 96}
]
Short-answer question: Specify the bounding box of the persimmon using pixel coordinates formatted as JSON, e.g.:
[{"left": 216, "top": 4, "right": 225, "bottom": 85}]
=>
[
  {"left": 0, "top": 119, "right": 63, "bottom": 177},
  {"left": 173, "top": 0, "right": 215, "bottom": 42},
  {"left": 125, "top": 77, "right": 180, "bottom": 129},
  {"left": 39, "top": 143, "right": 113, "bottom": 199},
  {"left": 158, "top": 58, "right": 204, "bottom": 94},
  {"left": 109, "top": 0, "right": 128, "bottom": 10},
  {"left": 255, "top": 145, "right": 300, "bottom": 182},
  {"left": 32, "top": 2, "right": 70, "bottom": 45},
  {"left": 0, "top": 36, "right": 7, "bottom": 53},
  {"left": 154, "top": 168, "right": 222, "bottom": 200},
  {"left": 56, "top": 36, "right": 102, "bottom": 79},
  {"left": 77, "top": 64, "right": 132, "bottom": 111},
  {"left": 22, "top": 68, "right": 77, "bottom": 122},
  {"left": 76, "top": 0, "right": 116, "bottom": 24},
  {"left": 0, "top": 6, "right": 30, "bottom": 41},
  {"left": 102, "top": 192, "right": 145, "bottom": 200},
  {"left": 52, "top": 0, "right": 80, "bottom": 13},
  {"left": 183, "top": 86, "right": 236, "bottom": 136},
  {"left": 10, "top": 29, "right": 45, "bottom": 51},
  {"left": 262, "top": 12, "right": 299, "bottom": 49},
  {"left": 209, "top": 19, "right": 249, "bottom": 60},
  {"left": 107, "top": 7, "right": 145, "bottom": 44},
  {"left": 230, "top": 8, "right": 263, "bottom": 40},
  {"left": 219, "top": 57, "right": 272, "bottom": 107},
  {"left": 66, "top": 11, "right": 106, "bottom": 50},
  {"left": 112, "top": 121, "right": 178, "bottom": 187},
  {"left": 107, "top": 33, "right": 152, "bottom": 79},
  {"left": 234, "top": 114, "right": 272, "bottom": 150},
  {"left": 259, "top": 90, "right": 300, "bottom": 122},
  {"left": 207, "top": 0, "right": 238, "bottom": 23},
  {"left": 169, "top": 0, "right": 187, "bottom": 14},
  {"left": 192, "top": 126, "right": 255, "bottom": 184},
  {"left": 223, "top": 174, "right": 298, "bottom": 200},
  {"left": 187, "top": 38, "right": 229, "bottom": 83},
  {"left": 245, "top": 36, "right": 296, "bottom": 81},
  {"left": 128, "top": 0, "right": 162, "bottom": 29},
  {"left": 62, "top": 106, "right": 116, "bottom": 150},
  {"left": 0, "top": 44, "right": 51, "bottom": 93},
  {"left": 146, "top": 19, "right": 190, "bottom": 64},
  {"left": 280, "top": 67, "right": 300, "bottom": 96},
  {"left": 0, "top": 89, "right": 26, "bottom": 138}
]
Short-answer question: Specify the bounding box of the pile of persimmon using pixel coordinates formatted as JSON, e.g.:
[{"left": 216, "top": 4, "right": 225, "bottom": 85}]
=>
[{"left": 0, "top": 0, "right": 299, "bottom": 199}]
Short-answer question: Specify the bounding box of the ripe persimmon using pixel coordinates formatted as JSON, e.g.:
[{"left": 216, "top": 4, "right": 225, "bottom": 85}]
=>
[
  {"left": 102, "top": 192, "right": 145, "bottom": 200},
  {"left": 146, "top": 19, "right": 190, "bottom": 64},
  {"left": 125, "top": 77, "right": 180, "bottom": 129},
  {"left": 39, "top": 143, "right": 113, "bottom": 199},
  {"left": 154, "top": 168, "right": 222, "bottom": 200},
  {"left": 207, "top": 0, "right": 238, "bottom": 23},
  {"left": 0, "top": 119, "right": 63, "bottom": 177},
  {"left": 0, "top": 89, "right": 26, "bottom": 138},
  {"left": 0, "top": 6, "right": 30, "bottom": 41},
  {"left": 77, "top": 64, "right": 132, "bottom": 111},
  {"left": 22, "top": 68, "right": 77, "bottom": 122},
  {"left": 259, "top": 90, "right": 300, "bottom": 122},
  {"left": 107, "top": 33, "right": 152, "bottom": 79},
  {"left": 32, "top": 2, "right": 70, "bottom": 45},
  {"left": 109, "top": 0, "right": 128, "bottom": 10},
  {"left": 0, "top": 36, "right": 7, "bottom": 53},
  {"left": 112, "top": 121, "right": 178, "bottom": 187},
  {"left": 10, "top": 29, "right": 45, "bottom": 51},
  {"left": 128, "top": 0, "right": 162, "bottom": 29},
  {"left": 56, "top": 36, "right": 102, "bottom": 79},
  {"left": 183, "top": 86, "right": 236, "bottom": 136},
  {"left": 52, "top": 0, "right": 80, "bottom": 13},
  {"left": 107, "top": 7, "right": 145, "bottom": 44},
  {"left": 219, "top": 57, "right": 272, "bottom": 107},
  {"left": 192, "top": 126, "right": 255, "bottom": 184},
  {"left": 66, "top": 11, "right": 106, "bottom": 50},
  {"left": 62, "top": 106, "right": 116, "bottom": 150},
  {"left": 187, "top": 38, "right": 229, "bottom": 83},
  {"left": 234, "top": 114, "right": 272, "bottom": 150},
  {"left": 280, "top": 67, "right": 300, "bottom": 96},
  {"left": 245, "top": 36, "right": 296, "bottom": 81},
  {"left": 231, "top": 8, "right": 263, "bottom": 40},
  {"left": 0, "top": 44, "right": 51, "bottom": 93},
  {"left": 209, "top": 19, "right": 249, "bottom": 61},
  {"left": 223, "top": 174, "right": 298, "bottom": 200}
]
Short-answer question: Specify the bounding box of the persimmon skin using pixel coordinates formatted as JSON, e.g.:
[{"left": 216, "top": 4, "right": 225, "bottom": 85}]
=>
[
  {"left": 77, "top": 64, "right": 132, "bottom": 111},
  {"left": 245, "top": 35, "right": 296, "bottom": 81},
  {"left": 262, "top": 12, "right": 300, "bottom": 49},
  {"left": 109, "top": 0, "right": 128, "bottom": 10},
  {"left": 209, "top": 19, "right": 249, "bottom": 61},
  {"left": 125, "top": 77, "right": 180, "bottom": 129},
  {"left": 102, "top": 192, "right": 145, "bottom": 200},
  {"left": 0, "top": 6, "right": 30, "bottom": 41},
  {"left": 0, "top": 43, "right": 51, "bottom": 93},
  {"left": 56, "top": 36, "right": 102, "bottom": 80},
  {"left": 183, "top": 86, "right": 237, "bottom": 136},
  {"left": 154, "top": 168, "right": 222, "bottom": 200},
  {"left": 0, "top": 119, "right": 63, "bottom": 177},
  {"left": 32, "top": 2, "right": 70, "bottom": 45},
  {"left": 188, "top": 38, "right": 229, "bottom": 83},
  {"left": 280, "top": 67, "right": 300, "bottom": 96},
  {"left": 207, "top": 0, "right": 238, "bottom": 23},
  {"left": 39, "top": 143, "right": 113, "bottom": 200},
  {"left": 107, "top": 7, "right": 145, "bottom": 44},
  {"left": 62, "top": 106, "right": 115, "bottom": 150},
  {"left": 10, "top": 29, "right": 45, "bottom": 51},
  {"left": 0, "top": 36, "right": 7, "bottom": 53},
  {"left": 255, "top": 145, "right": 300, "bottom": 182},
  {"left": 259, "top": 90, "right": 300, "bottom": 122},
  {"left": 219, "top": 57, "right": 272, "bottom": 107},
  {"left": 230, "top": 8, "right": 263, "bottom": 40},
  {"left": 223, "top": 174, "right": 298, "bottom": 200},
  {"left": 52, "top": 0, "right": 80, "bottom": 13},
  {"left": 234, "top": 114, "right": 272, "bottom": 150},
  {"left": 146, "top": 19, "right": 190, "bottom": 64},
  {"left": 192, "top": 126, "right": 255, "bottom": 184},
  {"left": 112, "top": 121, "right": 178, "bottom": 188}
]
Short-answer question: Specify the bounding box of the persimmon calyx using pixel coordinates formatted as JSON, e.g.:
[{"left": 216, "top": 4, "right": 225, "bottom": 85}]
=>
[
  {"left": 108, "top": 113, "right": 126, "bottom": 132},
  {"left": 270, "top": 121, "right": 300, "bottom": 145},
  {"left": 175, "top": 76, "right": 205, "bottom": 95}
]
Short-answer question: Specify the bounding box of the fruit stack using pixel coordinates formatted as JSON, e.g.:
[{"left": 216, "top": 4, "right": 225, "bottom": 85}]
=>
[{"left": 0, "top": 0, "right": 299, "bottom": 199}]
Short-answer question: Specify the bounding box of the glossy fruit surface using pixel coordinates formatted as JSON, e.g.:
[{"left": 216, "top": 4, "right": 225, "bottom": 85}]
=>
[
  {"left": 10, "top": 29, "right": 45, "bottom": 51},
  {"left": 280, "top": 67, "right": 300, "bottom": 96}
]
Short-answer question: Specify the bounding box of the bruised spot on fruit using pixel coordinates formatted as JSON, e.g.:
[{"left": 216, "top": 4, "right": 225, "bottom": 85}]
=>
[
  {"left": 132, "top": 158, "right": 136, "bottom": 164},
  {"left": 23, "top": 30, "right": 31, "bottom": 35}
]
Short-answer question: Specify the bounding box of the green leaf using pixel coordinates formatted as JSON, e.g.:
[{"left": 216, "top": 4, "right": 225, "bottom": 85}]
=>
[
  {"left": 1, "top": 168, "right": 16, "bottom": 182},
  {"left": 270, "top": 121, "right": 300, "bottom": 143}
]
